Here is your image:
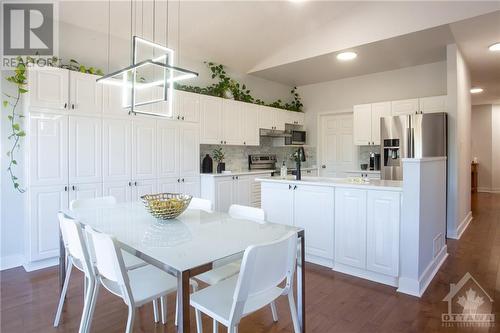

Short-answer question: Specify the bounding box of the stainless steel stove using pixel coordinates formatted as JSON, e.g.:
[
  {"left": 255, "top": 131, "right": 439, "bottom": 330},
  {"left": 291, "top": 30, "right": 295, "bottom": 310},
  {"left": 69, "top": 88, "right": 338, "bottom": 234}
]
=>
[{"left": 248, "top": 154, "right": 277, "bottom": 170}]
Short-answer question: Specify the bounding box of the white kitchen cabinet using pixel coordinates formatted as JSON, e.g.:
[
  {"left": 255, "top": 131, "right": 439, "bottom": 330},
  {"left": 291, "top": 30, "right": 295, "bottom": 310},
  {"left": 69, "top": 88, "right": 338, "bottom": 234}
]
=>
[
  {"left": 274, "top": 109, "right": 286, "bottom": 131},
  {"left": 102, "top": 84, "right": 125, "bottom": 116},
  {"left": 222, "top": 100, "right": 243, "bottom": 145},
  {"left": 157, "top": 121, "right": 179, "bottom": 179},
  {"left": 131, "top": 179, "right": 157, "bottom": 201},
  {"left": 158, "top": 177, "right": 180, "bottom": 194},
  {"left": 258, "top": 105, "right": 275, "bottom": 130},
  {"left": 419, "top": 95, "right": 446, "bottom": 114},
  {"left": 174, "top": 90, "right": 200, "bottom": 122},
  {"left": 261, "top": 182, "right": 294, "bottom": 226},
  {"left": 303, "top": 169, "right": 318, "bottom": 177},
  {"left": 69, "top": 71, "right": 102, "bottom": 115},
  {"left": 179, "top": 124, "right": 200, "bottom": 177},
  {"left": 103, "top": 118, "right": 132, "bottom": 182},
  {"left": 68, "top": 116, "right": 102, "bottom": 184},
  {"left": 293, "top": 185, "right": 334, "bottom": 260},
  {"left": 334, "top": 188, "right": 367, "bottom": 269},
  {"left": 345, "top": 171, "right": 381, "bottom": 180},
  {"left": 234, "top": 175, "right": 251, "bottom": 205},
  {"left": 103, "top": 181, "right": 132, "bottom": 203},
  {"left": 29, "top": 113, "right": 68, "bottom": 186},
  {"left": 371, "top": 102, "right": 391, "bottom": 145},
  {"left": 132, "top": 119, "right": 157, "bottom": 180},
  {"left": 180, "top": 176, "right": 200, "bottom": 197},
  {"left": 28, "top": 68, "right": 69, "bottom": 111},
  {"left": 200, "top": 94, "right": 223, "bottom": 144},
  {"left": 284, "top": 111, "right": 305, "bottom": 126},
  {"left": 28, "top": 185, "right": 68, "bottom": 261},
  {"left": 214, "top": 176, "right": 235, "bottom": 212},
  {"left": 391, "top": 98, "right": 419, "bottom": 116},
  {"left": 366, "top": 191, "right": 400, "bottom": 276},
  {"left": 353, "top": 104, "right": 372, "bottom": 146},
  {"left": 241, "top": 104, "right": 260, "bottom": 146},
  {"left": 69, "top": 182, "right": 103, "bottom": 202}
]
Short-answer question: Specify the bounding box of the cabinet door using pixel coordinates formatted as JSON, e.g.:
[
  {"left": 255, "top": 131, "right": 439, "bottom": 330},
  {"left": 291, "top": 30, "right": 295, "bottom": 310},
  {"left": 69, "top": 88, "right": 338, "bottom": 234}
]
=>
[
  {"left": 419, "top": 95, "right": 446, "bottom": 114},
  {"left": 391, "top": 98, "right": 418, "bottom": 116},
  {"left": 294, "top": 185, "right": 334, "bottom": 260},
  {"left": 132, "top": 119, "right": 157, "bottom": 180},
  {"left": 214, "top": 177, "right": 235, "bottom": 212},
  {"left": 102, "top": 118, "right": 132, "bottom": 182},
  {"left": 274, "top": 109, "right": 286, "bottom": 131},
  {"left": 69, "top": 71, "right": 102, "bottom": 115},
  {"left": 200, "top": 95, "right": 223, "bottom": 144},
  {"left": 235, "top": 176, "right": 251, "bottom": 206},
  {"left": 353, "top": 104, "right": 372, "bottom": 146},
  {"left": 366, "top": 191, "right": 400, "bottom": 276},
  {"left": 175, "top": 90, "right": 200, "bottom": 122},
  {"left": 179, "top": 123, "right": 200, "bottom": 177},
  {"left": 157, "top": 120, "right": 179, "bottom": 178},
  {"left": 334, "top": 188, "right": 367, "bottom": 269},
  {"left": 181, "top": 176, "right": 200, "bottom": 197},
  {"left": 371, "top": 102, "right": 391, "bottom": 145},
  {"left": 28, "top": 68, "right": 69, "bottom": 111},
  {"left": 69, "top": 116, "right": 102, "bottom": 184},
  {"left": 29, "top": 185, "right": 68, "bottom": 261},
  {"left": 242, "top": 104, "right": 260, "bottom": 146},
  {"left": 261, "top": 182, "right": 294, "bottom": 226},
  {"left": 258, "top": 105, "right": 274, "bottom": 130},
  {"left": 29, "top": 113, "right": 68, "bottom": 186},
  {"left": 102, "top": 84, "right": 126, "bottom": 116},
  {"left": 222, "top": 100, "right": 243, "bottom": 145},
  {"left": 158, "top": 177, "right": 180, "bottom": 194},
  {"left": 69, "top": 183, "right": 103, "bottom": 203},
  {"left": 132, "top": 179, "right": 157, "bottom": 201},
  {"left": 286, "top": 112, "right": 305, "bottom": 126},
  {"left": 103, "top": 181, "right": 132, "bottom": 203}
]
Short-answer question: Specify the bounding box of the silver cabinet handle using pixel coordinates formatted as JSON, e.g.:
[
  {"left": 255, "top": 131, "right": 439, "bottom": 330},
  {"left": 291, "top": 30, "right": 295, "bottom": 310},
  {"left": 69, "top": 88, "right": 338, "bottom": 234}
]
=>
[
  {"left": 71, "top": 104, "right": 75, "bottom": 110},
  {"left": 293, "top": 185, "right": 297, "bottom": 190},
  {"left": 63, "top": 103, "right": 67, "bottom": 109},
  {"left": 134, "top": 181, "right": 137, "bottom": 186},
  {"left": 177, "top": 179, "right": 180, "bottom": 183},
  {"left": 64, "top": 186, "right": 68, "bottom": 191},
  {"left": 289, "top": 184, "right": 292, "bottom": 190},
  {"left": 321, "top": 165, "right": 326, "bottom": 169},
  {"left": 72, "top": 185, "right": 76, "bottom": 191},
  {"left": 128, "top": 181, "right": 132, "bottom": 186},
  {"left": 182, "top": 178, "right": 185, "bottom": 182},
  {"left": 181, "top": 116, "right": 185, "bottom": 120}
]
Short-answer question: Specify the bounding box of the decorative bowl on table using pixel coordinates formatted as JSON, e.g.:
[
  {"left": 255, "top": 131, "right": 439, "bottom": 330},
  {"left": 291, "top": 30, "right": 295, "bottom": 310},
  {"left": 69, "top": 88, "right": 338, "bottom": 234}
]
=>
[{"left": 141, "top": 193, "right": 192, "bottom": 220}]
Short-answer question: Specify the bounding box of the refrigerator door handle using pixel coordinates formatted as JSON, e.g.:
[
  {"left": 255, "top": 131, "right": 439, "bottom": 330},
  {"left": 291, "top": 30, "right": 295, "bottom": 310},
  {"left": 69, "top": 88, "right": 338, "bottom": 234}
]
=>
[{"left": 410, "top": 128, "right": 415, "bottom": 158}]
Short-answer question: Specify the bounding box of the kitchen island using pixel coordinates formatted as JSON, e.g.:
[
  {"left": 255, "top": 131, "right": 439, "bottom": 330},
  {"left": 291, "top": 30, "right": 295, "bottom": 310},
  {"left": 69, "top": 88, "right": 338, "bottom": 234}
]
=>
[{"left": 257, "top": 157, "right": 448, "bottom": 297}]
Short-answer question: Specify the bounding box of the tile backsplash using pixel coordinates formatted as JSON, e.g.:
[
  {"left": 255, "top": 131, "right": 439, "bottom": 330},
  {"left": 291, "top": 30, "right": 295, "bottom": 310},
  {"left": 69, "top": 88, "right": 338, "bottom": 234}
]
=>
[
  {"left": 200, "top": 137, "right": 316, "bottom": 172},
  {"left": 358, "top": 145, "right": 381, "bottom": 166}
]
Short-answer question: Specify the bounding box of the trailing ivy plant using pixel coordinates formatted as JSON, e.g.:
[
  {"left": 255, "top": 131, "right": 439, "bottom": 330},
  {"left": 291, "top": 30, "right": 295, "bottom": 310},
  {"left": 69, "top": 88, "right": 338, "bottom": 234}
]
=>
[{"left": 176, "top": 62, "right": 303, "bottom": 112}]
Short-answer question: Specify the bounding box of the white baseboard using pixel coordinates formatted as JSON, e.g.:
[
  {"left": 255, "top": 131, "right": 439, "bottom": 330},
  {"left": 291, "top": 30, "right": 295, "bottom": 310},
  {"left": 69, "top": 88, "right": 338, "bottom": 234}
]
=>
[
  {"left": 305, "top": 254, "right": 333, "bottom": 268},
  {"left": 0, "top": 254, "right": 25, "bottom": 271},
  {"left": 332, "top": 262, "right": 398, "bottom": 287},
  {"left": 448, "top": 211, "right": 472, "bottom": 240},
  {"left": 477, "top": 187, "right": 500, "bottom": 193},
  {"left": 397, "top": 245, "right": 448, "bottom": 297},
  {"left": 23, "top": 257, "right": 59, "bottom": 272}
]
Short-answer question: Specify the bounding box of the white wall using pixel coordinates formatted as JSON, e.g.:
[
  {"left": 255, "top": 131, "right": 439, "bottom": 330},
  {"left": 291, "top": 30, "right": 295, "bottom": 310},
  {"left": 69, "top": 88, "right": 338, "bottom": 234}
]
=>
[
  {"left": 446, "top": 44, "right": 472, "bottom": 239},
  {"left": 298, "top": 61, "right": 447, "bottom": 146},
  {"left": 471, "top": 105, "right": 492, "bottom": 191}
]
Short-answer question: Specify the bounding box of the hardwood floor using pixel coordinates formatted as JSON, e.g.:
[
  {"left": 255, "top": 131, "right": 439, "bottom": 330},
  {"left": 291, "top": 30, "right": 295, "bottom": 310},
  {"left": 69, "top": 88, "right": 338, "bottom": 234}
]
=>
[{"left": 1, "top": 193, "right": 499, "bottom": 332}]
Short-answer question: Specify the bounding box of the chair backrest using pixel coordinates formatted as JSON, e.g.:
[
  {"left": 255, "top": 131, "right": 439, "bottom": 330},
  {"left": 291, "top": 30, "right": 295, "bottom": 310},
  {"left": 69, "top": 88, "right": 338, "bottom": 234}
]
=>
[
  {"left": 188, "top": 197, "right": 213, "bottom": 212},
  {"left": 84, "top": 225, "right": 133, "bottom": 302},
  {"left": 57, "top": 213, "right": 93, "bottom": 276},
  {"left": 229, "top": 231, "right": 298, "bottom": 323},
  {"left": 70, "top": 196, "right": 117, "bottom": 211},
  {"left": 228, "top": 204, "right": 265, "bottom": 224}
]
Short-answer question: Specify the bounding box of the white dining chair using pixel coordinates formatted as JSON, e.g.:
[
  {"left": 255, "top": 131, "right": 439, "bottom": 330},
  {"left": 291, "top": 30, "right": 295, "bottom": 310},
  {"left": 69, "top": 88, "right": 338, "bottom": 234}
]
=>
[
  {"left": 228, "top": 204, "right": 265, "bottom": 222},
  {"left": 84, "top": 225, "right": 202, "bottom": 333},
  {"left": 188, "top": 197, "right": 213, "bottom": 212},
  {"left": 190, "top": 231, "right": 301, "bottom": 333},
  {"left": 70, "top": 196, "right": 146, "bottom": 270}
]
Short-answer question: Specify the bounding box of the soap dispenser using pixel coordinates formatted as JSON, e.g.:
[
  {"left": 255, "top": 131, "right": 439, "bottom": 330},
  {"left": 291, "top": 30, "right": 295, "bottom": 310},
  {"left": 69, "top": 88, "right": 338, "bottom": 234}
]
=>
[{"left": 280, "top": 161, "right": 287, "bottom": 178}]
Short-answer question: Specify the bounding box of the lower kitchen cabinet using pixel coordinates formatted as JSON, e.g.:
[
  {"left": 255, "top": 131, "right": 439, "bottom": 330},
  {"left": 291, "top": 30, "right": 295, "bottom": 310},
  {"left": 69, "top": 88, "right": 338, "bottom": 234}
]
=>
[
  {"left": 103, "top": 181, "right": 131, "bottom": 202},
  {"left": 131, "top": 179, "right": 157, "bottom": 201},
  {"left": 261, "top": 182, "right": 294, "bottom": 226}
]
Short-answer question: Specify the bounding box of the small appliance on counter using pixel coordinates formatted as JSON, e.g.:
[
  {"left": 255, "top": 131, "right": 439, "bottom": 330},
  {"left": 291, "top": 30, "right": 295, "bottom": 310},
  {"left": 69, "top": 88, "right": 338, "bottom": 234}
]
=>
[{"left": 248, "top": 154, "right": 277, "bottom": 171}]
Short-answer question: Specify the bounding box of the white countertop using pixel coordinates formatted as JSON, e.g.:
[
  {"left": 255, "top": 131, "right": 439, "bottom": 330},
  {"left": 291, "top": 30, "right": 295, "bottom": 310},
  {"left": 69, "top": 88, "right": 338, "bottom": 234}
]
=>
[
  {"left": 256, "top": 176, "right": 403, "bottom": 191},
  {"left": 346, "top": 170, "right": 381, "bottom": 174},
  {"left": 200, "top": 170, "right": 274, "bottom": 177}
]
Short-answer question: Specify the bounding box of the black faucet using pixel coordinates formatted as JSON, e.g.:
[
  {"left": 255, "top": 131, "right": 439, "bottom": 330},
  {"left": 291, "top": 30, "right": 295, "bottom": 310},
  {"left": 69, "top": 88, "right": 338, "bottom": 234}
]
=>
[{"left": 295, "top": 147, "right": 306, "bottom": 180}]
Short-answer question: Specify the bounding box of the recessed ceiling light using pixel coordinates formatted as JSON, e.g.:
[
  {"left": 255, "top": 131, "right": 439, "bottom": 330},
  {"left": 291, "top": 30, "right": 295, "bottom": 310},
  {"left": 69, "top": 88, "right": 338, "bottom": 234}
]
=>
[
  {"left": 337, "top": 51, "right": 357, "bottom": 61},
  {"left": 488, "top": 42, "right": 500, "bottom": 52},
  {"left": 470, "top": 87, "right": 484, "bottom": 94}
]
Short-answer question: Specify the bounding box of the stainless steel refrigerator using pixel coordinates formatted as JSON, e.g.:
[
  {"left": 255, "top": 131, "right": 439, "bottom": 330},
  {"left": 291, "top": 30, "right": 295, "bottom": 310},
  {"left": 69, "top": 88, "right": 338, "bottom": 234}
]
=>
[{"left": 380, "top": 112, "right": 447, "bottom": 180}]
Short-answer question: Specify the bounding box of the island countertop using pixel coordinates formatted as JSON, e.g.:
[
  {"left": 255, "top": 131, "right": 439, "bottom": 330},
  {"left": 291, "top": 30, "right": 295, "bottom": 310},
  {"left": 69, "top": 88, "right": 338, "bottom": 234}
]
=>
[{"left": 256, "top": 176, "right": 403, "bottom": 191}]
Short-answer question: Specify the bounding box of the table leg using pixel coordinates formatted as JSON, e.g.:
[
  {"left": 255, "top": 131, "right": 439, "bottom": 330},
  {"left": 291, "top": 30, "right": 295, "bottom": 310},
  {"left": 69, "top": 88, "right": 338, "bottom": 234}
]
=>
[
  {"left": 297, "top": 231, "right": 305, "bottom": 333},
  {"left": 177, "top": 270, "right": 191, "bottom": 333},
  {"left": 59, "top": 229, "right": 66, "bottom": 291}
]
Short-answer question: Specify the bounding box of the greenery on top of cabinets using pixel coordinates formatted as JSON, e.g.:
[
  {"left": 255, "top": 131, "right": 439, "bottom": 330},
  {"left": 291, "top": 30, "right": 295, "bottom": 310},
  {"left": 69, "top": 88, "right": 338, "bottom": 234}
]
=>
[{"left": 175, "top": 62, "right": 304, "bottom": 112}]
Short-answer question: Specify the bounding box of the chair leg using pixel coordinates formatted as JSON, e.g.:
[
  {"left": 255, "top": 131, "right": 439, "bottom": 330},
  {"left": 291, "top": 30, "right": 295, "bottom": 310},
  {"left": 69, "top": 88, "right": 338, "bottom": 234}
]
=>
[
  {"left": 213, "top": 320, "right": 218, "bottom": 333},
  {"left": 287, "top": 293, "right": 301, "bottom": 333},
  {"left": 125, "top": 306, "right": 136, "bottom": 333},
  {"left": 175, "top": 292, "right": 179, "bottom": 326},
  {"left": 270, "top": 301, "right": 278, "bottom": 322},
  {"left": 78, "top": 278, "right": 94, "bottom": 333},
  {"left": 83, "top": 282, "right": 100, "bottom": 333},
  {"left": 229, "top": 325, "right": 238, "bottom": 333},
  {"left": 53, "top": 261, "right": 73, "bottom": 327},
  {"left": 152, "top": 299, "right": 159, "bottom": 323},
  {"left": 160, "top": 296, "right": 167, "bottom": 324},
  {"left": 191, "top": 282, "right": 203, "bottom": 333}
]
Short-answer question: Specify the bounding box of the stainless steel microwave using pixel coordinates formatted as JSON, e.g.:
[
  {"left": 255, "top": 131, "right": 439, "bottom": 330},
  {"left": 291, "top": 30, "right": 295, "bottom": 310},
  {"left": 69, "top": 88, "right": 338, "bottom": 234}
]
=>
[{"left": 285, "top": 130, "right": 306, "bottom": 145}]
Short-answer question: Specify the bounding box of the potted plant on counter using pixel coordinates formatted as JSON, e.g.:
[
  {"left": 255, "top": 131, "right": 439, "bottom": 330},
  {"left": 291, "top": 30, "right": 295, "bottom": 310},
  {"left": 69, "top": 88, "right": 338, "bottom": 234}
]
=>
[{"left": 213, "top": 146, "right": 226, "bottom": 173}]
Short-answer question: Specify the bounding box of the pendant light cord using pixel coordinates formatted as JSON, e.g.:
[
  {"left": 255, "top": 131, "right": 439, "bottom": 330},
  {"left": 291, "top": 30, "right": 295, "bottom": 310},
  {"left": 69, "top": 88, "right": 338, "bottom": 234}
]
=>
[
  {"left": 107, "top": 0, "right": 110, "bottom": 73},
  {"left": 165, "top": 0, "right": 169, "bottom": 47},
  {"left": 130, "top": 0, "right": 133, "bottom": 63},
  {"left": 178, "top": 0, "right": 181, "bottom": 65}
]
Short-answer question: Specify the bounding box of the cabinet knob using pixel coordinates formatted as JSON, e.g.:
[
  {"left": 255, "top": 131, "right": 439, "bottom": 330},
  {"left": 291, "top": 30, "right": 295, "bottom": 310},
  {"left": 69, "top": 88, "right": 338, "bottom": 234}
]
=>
[
  {"left": 177, "top": 115, "right": 180, "bottom": 120},
  {"left": 181, "top": 116, "right": 185, "bottom": 120},
  {"left": 128, "top": 181, "right": 132, "bottom": 186},
  {"left": 64, "top": 186, "right": 68, "bottom": 191},
  {"left": 293, "top": 185, "right": 297, "bottom": 190},
  {"left": 72, "top": 185, "right": 76, "bottom": 191},
  {"left": 220, "top": 140, "right": 223, "bottom": 144},
  {"left": 63, "top": 103, "right": 67, "bottom": 109},
  {"left": 182, "top": 178, "right": 185, "bottom": 182},
  {"left": 243, "top": 141, "right": 246, "bottom": 145},
  {"left": 177, "top": 179, "right": 180, "bottom": 183},
  {"left": 321, "top": 165, "right": 326, "bottom": 169},
  {"left": 236, "top": 176, "right": 239, "bottom": 180},
  {"left": 134, "top": 181, "right": 137, "bottom": 186},
  {"left": 224, "top": 141, "right": 226, "bottom": 144},
  {"left": 71, "top": 104, "right": 75, "bottom": 110},
  {"left": 289, "top": 184, "right": 292, "bottom": 190}
]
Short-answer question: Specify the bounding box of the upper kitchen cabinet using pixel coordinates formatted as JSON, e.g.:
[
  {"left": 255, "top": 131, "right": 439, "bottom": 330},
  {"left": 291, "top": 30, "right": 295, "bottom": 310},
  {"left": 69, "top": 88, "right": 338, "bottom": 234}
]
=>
[
  {"left": 222, "top": 99, "right": 243, "bottom": 145},
  {"left": 131, "top": 119, "right": 157, "bottom": 180},
  {"left": 353, "top": 104, "right": 372, "bottom": 145},
  {"left": 69, "top": 71, "right": 102, "bottom": 116},
  {"left": 259, "top": 106, "right": 284, "bottom": 130},
  {"left": 200, "top": 94, "right": 223, "bottom": 144},
  {"left": 173, "top": 90, "right": 200, "bottom": 123},
  {"left": 419, "top": 95, "right": 447, "bottom": 113},
  {"left": 241, "top": 103, "right": 260, "bottom": 146},
  {"left": 283, "top": 111, "right": 305, "bottom": 126},
  {"left": 28, "top": 68, "right": 69, "bottom": 111},
  {"left": 102, "top": 118, "right": 132, "bottom": 182},
  {"left": 102, "top": 84, "right": 126, "bottom": 116},
  {"left": 371, "top": 102, "right": 391, "bottom": 145},
  {"left": 391, "top": 98, "right": 419, "bottom": 116}
]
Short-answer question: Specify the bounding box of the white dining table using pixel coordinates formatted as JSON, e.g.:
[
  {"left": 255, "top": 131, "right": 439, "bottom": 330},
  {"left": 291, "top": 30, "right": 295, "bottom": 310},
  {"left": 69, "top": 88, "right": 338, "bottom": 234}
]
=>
[{"left": 61, "top": 202, "right": 305, "bottom": 333}]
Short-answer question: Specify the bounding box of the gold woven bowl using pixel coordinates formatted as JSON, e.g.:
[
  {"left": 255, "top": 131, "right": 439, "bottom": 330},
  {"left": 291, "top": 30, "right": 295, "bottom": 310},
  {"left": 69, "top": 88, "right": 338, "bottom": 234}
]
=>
[{"left": 141, "top": 193, "right": 192, "bottom": 220}]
